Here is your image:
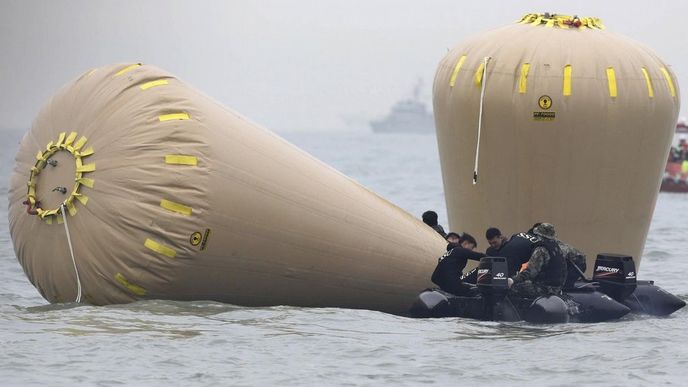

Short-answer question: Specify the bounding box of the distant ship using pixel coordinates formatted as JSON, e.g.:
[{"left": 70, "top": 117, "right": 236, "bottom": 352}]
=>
[{"left": 370, "top": 80, "right": 435, "bottom": 134}]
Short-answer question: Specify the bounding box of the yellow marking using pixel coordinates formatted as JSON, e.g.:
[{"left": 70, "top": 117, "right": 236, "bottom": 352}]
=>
[
  {"left": 114, "top": 63, "right": 141, "bottom": 77},
  {"left": 56, "top": 132, "right": 66, "bottom": 147},
  {"left": 474, "top": 62, "right": 485, "bottom": 86},
  {"left": 563, "top": 65, "right": 572, "bottom": 96},
  {"left": 79, "top": 147, "right": 95, "bottom": 157},
  {"left": 641, "top": 67, "right": 654, "bottom": 98},
  {"left": 145, "top": 238, "right": 176, "bottom": 258},
  {"left": 77, "top": 178, "right": 95, "bottom": 188},
  {"left": 160, "top": 199, "right": 192, "bottom": 216},
  {"left": 519, "top": 63, "right": 530, "bottom": 94},
  {"left": 66, "top": 201, "right": 77, "bottom": 216},
  {"left": 74, "top": 193, "right": 89, "bottom": 206},
  {"left": 660, "top": 67, "right": 676, "bottom": 97},
  {"left": 57, "top": 215, "right": 64, "bottom": 224},
  {"left": 36, "top": 151, "right": 43, "bottom": 160},
  {"left": 114, "top": 273, "right": 147, "bottom": 296},
  {"left": 73, "top": 136, "right": 88, "bottom": 151},
  {"left": 449, "top": 55, "right": 467, "bottom": 87},
  {"left": 76, "top": 163, "right": 96, "bottom": 173},
  {"left": 165, "top": 155, "right": 197, "bottom": 166},
  {"left": 140, "top": 79, "right": 169, "bottom": 90},
  {"left": 159, "top": 113, "right": 190, "bottom": 122},
  {"left": 606, "top": 67, "right": 617, "bottom": 97},
  {"left": 46, "top": 141, "right": 53, "bottom": 150},
  {"left": 45, "top": 217, "right": 52, "bottom": 225},
  {"left": 65, "top": 131, "right": 78, "bottom": 146}
]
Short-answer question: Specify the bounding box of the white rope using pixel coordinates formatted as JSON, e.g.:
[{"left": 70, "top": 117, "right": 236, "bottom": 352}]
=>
[
  {"left": 61, "top": 204, "right": 82, "bottom": 303},
  {"left": 473, "top": 56, "right": 491, "bottom": 185}
]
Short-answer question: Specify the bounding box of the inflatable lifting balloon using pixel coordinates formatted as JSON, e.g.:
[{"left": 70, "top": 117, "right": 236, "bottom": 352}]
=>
[
  {"left": 418, "top": 13, "right": 685, "bottom": 321},
  {"left": 8, "top": 63, "right": 446, "bottom": 313},
  {"left": 433, "top": 13, "right": 680, "bottom": 272}
]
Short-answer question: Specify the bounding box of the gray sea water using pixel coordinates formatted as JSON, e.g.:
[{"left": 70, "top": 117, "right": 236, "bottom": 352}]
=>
[{"left": 1, "top": 129, "right": 687, "bottom": 386}]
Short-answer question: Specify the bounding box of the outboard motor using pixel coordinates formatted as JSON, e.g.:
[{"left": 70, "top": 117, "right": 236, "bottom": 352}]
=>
[
  {"left": 592, "top": 253, "right": 637, "bottom": 301},
  {"left": 476, "top": 257, "right": 521, "bottom": 320},
  {"left": 476, "top": 257, "right": 509, "bottom": 300}
]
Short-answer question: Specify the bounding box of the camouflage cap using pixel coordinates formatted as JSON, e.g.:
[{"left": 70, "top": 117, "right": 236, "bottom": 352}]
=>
[{"left": 533, "top": 222, "right": 556, "bottom": 239}]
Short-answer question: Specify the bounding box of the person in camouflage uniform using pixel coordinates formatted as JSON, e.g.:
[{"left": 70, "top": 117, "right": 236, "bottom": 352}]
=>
[
  {"left": 507, "top": 223, "right": 567, "bottom": 298},
  {"left": 559, "top": 240, "right": 587, "bottom": 289}
]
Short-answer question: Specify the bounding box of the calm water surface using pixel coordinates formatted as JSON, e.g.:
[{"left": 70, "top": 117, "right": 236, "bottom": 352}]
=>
[{"left": 1, "top": 129, "right": 686, "bottom": 386}]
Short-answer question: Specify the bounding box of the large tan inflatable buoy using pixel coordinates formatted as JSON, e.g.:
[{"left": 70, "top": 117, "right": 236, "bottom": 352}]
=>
[
  {"left": 433, "top": 13, "right": 680, "bottom": 272},
  {"left": 8, "top": 63, "right": 446, "bottom": 313}
]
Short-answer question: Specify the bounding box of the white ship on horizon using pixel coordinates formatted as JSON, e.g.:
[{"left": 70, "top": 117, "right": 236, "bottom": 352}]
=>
[{"left": 370, "top": 80, "right": 435, "bottom": 134}]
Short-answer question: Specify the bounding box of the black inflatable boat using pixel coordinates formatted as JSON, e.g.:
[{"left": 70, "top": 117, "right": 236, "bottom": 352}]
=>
[{"left": 410, "top": 254, "right": 685, "bottom": 323}]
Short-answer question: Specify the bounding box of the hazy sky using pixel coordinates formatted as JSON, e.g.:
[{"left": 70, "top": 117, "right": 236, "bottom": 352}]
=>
[{"left": 1, "top": 0, "right": 686, "bottom": 132}]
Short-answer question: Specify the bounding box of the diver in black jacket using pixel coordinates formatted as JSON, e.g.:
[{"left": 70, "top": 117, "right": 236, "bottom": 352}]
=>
[{"left": 431, "top": 233, "right": 485, "bottom": 296}]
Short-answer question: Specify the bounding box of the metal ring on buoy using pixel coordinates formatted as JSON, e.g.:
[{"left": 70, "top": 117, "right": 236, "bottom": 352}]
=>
[{"left": 25, "top": 131, "right": 95, "bottom": 223}]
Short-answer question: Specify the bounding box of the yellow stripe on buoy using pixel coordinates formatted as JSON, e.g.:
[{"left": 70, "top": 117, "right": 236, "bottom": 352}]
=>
[
  {"left": 66, "top": 201, "right": 77, "bottom": 216},
  {"left": 159, "top": 113, "right": 190, "bottom": 122},
  {"left": 165, "top": 155, "right": 197, "bottom": 166},
  {"left": 606, "top": 67, "right": 617, "bottom": 97},
  {"left": 660, "top": 67, "right": 676, "bottom": 97},
  {"left": 563, "top": 65, "right": 572, "bottom": 96},
  {"left": 74, "top": 193, "right": 89, "bottom": 206},
  {"left": 449, "top": 55, "right": 467, "bottom": 87},
  {"left": 56, "top": 132, "right": 66, "bottom": 147},
  {"left": 144, "top": 239, "right": 176, "bottom": 258},
  {"left": 79, "top": 147, "right": 95, "bottom": 157},
  {"left": 114, "top": 63, "right": 141, "bottom": 77},
  {"left": 474, "top": 62, "right": 485, "bottom": 86},
  {"left": 77, "top": 178, "right": 95, "bottom": 188},
  {"left": 73, "top": 136, "right": 88, "bottom": 151},
  {"left": 519, "top": 63, "right": 530, "bottom": 94},
  {"left": 641, "top": 67, "right": 654, "bottom": 98},
  {"left": 64, "top": 132, "right": 78, "bottom": 146},
  {"left": 160, "top": 199, "right": 192, "bottom": 216},
  {"left": 76, "top": 163, "right": 96, "bottom": 173},
  {"left": 140, "top": 79, "right": 169, "bottom": 90},
  {"left": 115, "top": 273, "right": 147, "bottom": 296}
]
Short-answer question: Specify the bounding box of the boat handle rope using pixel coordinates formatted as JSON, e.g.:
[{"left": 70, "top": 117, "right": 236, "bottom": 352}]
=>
[
  {"left": 473, "top": 56, "right": 491, "bottom": 185},
  {"left": 61, "top": 203, "right": 82, "bottom": 303}
]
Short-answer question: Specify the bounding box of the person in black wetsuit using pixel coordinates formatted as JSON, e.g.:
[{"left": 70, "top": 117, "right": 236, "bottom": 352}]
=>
[
  {"left": 431, "top": 233, "right": 485, "bottom": 296},
  {"left": 422, "top": 210, "right": 447, "bottom": 238},
  {"left": 445, "top": 232, "right": 462, "bottom": 251},
  {"left": 485, "top": 227, "right": 509, "bottom": 256}
]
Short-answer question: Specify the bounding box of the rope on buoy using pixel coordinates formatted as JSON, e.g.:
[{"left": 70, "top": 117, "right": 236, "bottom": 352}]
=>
[
  {"left": 473, "top": 56, "right": 491, "bottom": 185},
  {"left": 61, "top": 203, "right": 82, "bottom": 303}
]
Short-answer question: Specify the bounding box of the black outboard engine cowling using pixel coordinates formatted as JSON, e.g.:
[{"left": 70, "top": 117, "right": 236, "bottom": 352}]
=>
[
  {"left": 476, "top": 257, "right": 509, "bottom": 299},
  {"left": 593, "top": 253, "right": 637, "bottom": 300}
]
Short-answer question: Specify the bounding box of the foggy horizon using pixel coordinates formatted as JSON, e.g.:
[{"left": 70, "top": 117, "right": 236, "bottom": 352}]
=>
[{"left": 1, "top": 0, "right": 686, "bottom": 133}]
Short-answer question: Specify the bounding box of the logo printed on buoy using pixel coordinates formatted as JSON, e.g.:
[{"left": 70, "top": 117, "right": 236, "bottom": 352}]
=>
[
  {"left": 538, "top": 95, "right": 553, "bottom": 110},
  {"left": 190, "top": 231, "right": 202, "bottom": 246}
]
